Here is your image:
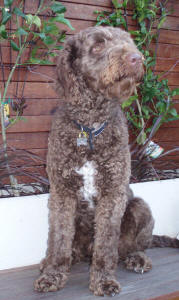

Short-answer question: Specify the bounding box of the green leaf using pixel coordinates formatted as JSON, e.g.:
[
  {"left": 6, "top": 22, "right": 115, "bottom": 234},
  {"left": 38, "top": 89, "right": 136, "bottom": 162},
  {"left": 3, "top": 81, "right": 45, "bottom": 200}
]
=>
[
  {"left": 144, "top": 50, "right": 149, "bottom": 57},
  {"left": 122, "top": 95, "right": 138, "bottom": 109},
  {"left": 0, "top": 24, "right": 8, "bottom": 39},
  {"left": 157, "top": 16, "right": 166, "bottom": 29},
  {"left": 15, "top": 27, "right": 28, "bottom": 36},
  {"left": 50, "top": 2, "right": 66, "bottom": 14},
  {"left": 140, "top": 21, "right": 147, "bottom": 34},
  {"left": 2, "top": 8, "right": 12, "bottom": 24},
  {"left": 169, "top": 108, "right": 178, "bottom": 117},
  {"left": 52, "top": 14, "right": 74, "bottom": 30},
  {"left": 165, "top": 116, "right": 179, "bottom": 122},
  {"left": 13, "top": 7, "right": 27, "bottom": 19},
  {"left": 25, "top": 14, "right": 33, "bottom": 24},
  {"left": 58, "top": 32, "right": 66, "bottom": 42},
  {"left": 26, "top": 14, "right": 41, "bottom": 28},
  {"left": 122, "top": 0, "right": 128, "bottom": 9},
  {"left": 35, "top": 32, "right": 46, "bottom": 39},
  {"left": 55, "top": 45, "right": 63, "bottom": 50},
  {"left": 147, "top": 60, "right": 156, "bottom": 68},
  {"left": 112, "top": 0, "right": 122, "bottom": 8},
  {"left": 0, "top": 25, "right": 6, "bottom": 33},
  {"left": 10, "top": 40, "right": 19, "bottom": 51},
  {"left": 30, "top": 46, "right": 39, "bottom": 58},
  {"left": 49, "top": 52, "right": 58, "bottom": 57},
  {"left": 129, "top": 30, "right": 140, "bottom": 36},
  {"left": 33, "top": 16, "right": 41, "bottom": 28},
  {"left": 43, "top": 23, "right": 59, "bottom": 35},
  {"left": 96, "top": 19, "right": 111, "bottom": 26},
  {"left": 27, "top": 58, "right": 53, "bottom": 65},
  {"left": 43, "top": 36, "right": 55, "bottom": 45},
  {"left": 4, "top": 0, "right": 13, "bottom": 7},
  {"left": 137, "top": 131, "right": 147, "bottom": 145},
  {"left": 156, "top": 101, "right": 166, "bottom": 113},
  {"left": 171, "top": 88, "right": 179, "bottom": 96},
  {"left": 0, "top": 29, "right": 8, "bottom": 39},
  {"left": 142, "top": 105, "right": 150, "bottom": 118}
]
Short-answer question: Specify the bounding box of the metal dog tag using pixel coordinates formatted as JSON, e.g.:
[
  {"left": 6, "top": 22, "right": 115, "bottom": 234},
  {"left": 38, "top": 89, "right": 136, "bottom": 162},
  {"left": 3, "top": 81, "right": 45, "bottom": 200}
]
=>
[{"left": 77, "top": 131, "right": 88, "bottom": 147}]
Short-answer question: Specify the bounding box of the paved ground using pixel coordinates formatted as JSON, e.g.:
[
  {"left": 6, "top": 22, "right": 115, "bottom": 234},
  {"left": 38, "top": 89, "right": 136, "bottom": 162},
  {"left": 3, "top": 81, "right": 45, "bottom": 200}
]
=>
[{"left": 0, "top": 248, "right": 179, "bottom": 300}]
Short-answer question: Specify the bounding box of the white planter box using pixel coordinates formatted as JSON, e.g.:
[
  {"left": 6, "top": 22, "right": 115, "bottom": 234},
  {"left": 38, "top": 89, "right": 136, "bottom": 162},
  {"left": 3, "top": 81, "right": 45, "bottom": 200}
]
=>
[{"left": 0, "top": 179, "right": 179, "bottom": 271}]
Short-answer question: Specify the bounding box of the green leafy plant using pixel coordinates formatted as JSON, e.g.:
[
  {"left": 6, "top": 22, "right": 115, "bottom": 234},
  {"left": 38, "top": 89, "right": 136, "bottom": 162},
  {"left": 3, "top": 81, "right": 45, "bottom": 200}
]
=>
[
  {"left": 95, "top": 0, "right": 179, "bottom": 181},
  {"left": 0, "top": 0, "right": 74, "bottom": 195},
  {"left": 95, "top": 0, "right": 179, "bottom": 143}
]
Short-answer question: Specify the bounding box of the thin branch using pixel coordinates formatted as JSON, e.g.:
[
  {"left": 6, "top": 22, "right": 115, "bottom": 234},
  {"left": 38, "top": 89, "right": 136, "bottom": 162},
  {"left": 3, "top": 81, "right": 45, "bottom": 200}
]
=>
[
  {"left": 27, "top": 66, "right": 55, "bottom": 82},
  {"left": 159, "top": 59, "right": 179, "bottom": 79},
  {"left": 159, "top": 147, "right": 179, "bottom": 158}
]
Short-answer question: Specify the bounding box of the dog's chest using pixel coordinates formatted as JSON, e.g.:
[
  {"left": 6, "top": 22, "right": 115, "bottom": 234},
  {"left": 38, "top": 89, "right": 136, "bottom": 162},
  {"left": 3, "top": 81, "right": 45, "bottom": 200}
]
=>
[{"left": 75, "top": 161, "right": 97, "bottom": 209}]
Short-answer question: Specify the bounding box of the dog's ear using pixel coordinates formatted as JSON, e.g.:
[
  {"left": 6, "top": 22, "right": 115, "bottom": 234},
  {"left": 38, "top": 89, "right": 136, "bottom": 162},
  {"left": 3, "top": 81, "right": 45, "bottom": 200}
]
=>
[{"left": 55, "top": 35, "right": 80, "bottom": 99}]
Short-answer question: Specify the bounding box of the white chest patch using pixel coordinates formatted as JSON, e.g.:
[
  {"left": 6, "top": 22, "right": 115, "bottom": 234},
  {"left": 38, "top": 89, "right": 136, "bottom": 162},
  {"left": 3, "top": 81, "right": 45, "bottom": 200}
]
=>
[{"left": 75, "top": 161, "right": 97, "bottom": 209}]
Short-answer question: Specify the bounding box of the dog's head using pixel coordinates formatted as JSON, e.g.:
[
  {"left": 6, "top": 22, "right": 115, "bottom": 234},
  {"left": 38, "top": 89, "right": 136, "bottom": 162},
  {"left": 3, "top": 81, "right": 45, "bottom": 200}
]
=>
[{"left": 56, "top": 26, "right": 144, "bottom": 103}]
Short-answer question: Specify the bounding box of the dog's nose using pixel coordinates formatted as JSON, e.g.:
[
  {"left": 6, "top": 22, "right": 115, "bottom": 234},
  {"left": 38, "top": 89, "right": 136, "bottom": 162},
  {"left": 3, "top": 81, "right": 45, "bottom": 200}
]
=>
[{"left": 127, "top": 53, "right": 142, "bottom": 65}]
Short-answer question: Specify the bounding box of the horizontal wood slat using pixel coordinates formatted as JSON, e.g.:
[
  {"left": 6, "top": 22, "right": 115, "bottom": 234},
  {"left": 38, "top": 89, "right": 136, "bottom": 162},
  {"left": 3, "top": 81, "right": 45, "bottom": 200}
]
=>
[
  {"left": 3, "top": 116, "right": 52, "bottom": 133},
  {"left": 0, "top": 132, "right": 49, "bottom": 149},
  {"left": 158, "top": 29, "right": 179, "bottom": 45},
  {"left": 61, "top": 0, "right": 112, "bottom": 7},
  {"left": 150, "top": 43, "right": 179, "bottom": 58},
  {"left": 0, "top": 82, "right": 56, "bottom": 98},
  {"left": 154, "top": 127, "right": 179, "bottom": 142}
]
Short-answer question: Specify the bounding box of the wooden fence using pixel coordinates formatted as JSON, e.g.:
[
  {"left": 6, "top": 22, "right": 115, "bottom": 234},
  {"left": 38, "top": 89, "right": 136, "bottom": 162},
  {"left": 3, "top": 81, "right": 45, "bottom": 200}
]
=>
[{"left": 0, "top": 0, "right": 179, "bottom": 183}]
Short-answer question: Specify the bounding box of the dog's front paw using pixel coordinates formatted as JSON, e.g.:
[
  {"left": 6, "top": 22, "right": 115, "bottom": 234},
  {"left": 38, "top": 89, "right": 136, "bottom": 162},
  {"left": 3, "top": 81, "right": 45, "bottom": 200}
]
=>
[
  {"left": 34, "top": 272, "right": 68, "bottom": 293},
  {"left": 90, "top": 275, "right": 121, "bottom": 296},
  {"left": 125, "top": 251, "right": 152, "bottom": 274}
]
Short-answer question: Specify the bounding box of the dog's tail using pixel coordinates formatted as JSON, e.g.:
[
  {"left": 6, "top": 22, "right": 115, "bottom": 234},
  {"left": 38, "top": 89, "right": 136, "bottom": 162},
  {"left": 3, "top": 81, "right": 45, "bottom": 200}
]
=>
[{"left": 151, "top": 235, "right": 179, "bottom": 248}]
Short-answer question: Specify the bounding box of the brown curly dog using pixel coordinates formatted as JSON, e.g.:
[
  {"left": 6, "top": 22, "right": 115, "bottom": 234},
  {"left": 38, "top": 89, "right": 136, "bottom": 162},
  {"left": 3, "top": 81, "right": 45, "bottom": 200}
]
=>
[{"left": 34, "top": 26, "right": 155, "bottom": 296}]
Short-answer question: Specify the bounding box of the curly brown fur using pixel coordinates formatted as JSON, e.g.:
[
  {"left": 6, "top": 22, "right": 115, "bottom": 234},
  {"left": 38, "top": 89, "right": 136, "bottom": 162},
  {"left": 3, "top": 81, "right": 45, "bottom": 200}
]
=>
[
  {"left": 151, "top": 235, "right": 179, "bottom": 248},
  {"left": 34, "top": 26, "right": 145, "bottom": 296},
  {"left": 72, "top": 192, "right": 155, "bottom": 270}
]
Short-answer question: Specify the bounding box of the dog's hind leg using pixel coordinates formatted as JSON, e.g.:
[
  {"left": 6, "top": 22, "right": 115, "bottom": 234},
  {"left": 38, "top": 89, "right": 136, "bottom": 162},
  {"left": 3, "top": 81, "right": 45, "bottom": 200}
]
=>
[
  {"left": 34, "top": 188, "right": 77, "bottom": 292},
  {"left": 124, "top": 251, "right": 152, "bottom": 273},
  {"left": 119, "top": 196, "right": 154, "bottom": 274}
]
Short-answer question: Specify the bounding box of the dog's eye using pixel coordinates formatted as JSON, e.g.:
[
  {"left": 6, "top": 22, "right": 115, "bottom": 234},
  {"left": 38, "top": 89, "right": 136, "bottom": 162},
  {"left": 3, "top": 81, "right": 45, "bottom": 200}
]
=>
[{"left": 91, "top": 42, "right": 105, "bottom": 54}]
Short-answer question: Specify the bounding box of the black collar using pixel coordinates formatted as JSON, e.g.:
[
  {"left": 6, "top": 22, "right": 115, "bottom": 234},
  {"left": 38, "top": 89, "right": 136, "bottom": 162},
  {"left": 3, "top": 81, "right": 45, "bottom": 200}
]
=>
[{"left": 73, "top": 120, "right": 108, "bottom": 150}]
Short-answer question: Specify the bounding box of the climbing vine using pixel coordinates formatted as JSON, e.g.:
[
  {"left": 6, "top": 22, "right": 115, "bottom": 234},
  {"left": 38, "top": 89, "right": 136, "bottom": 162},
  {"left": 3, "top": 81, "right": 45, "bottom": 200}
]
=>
[{"left": 95, "top": 0, "right": 179, "bottom": 146}]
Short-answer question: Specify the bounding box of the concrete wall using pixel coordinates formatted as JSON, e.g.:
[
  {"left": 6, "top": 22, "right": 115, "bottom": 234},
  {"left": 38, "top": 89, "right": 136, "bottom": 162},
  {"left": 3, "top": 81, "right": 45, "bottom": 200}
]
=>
[{"left": 0, "top": 179, "right": 179, "bottom": 270}]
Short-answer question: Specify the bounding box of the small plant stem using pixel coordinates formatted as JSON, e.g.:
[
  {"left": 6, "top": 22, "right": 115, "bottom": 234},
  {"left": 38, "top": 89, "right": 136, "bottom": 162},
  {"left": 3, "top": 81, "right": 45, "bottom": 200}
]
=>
[
  {"left": 135, "top": 88, "right": 146, "bottom": 144},
  {"left": 0, "top": 0, "right": 45, "bottom": 195},
  {"left": 2, "top": 49, "right": 24, "bottom": 103},
  {"left": 137, "top": 21, "right": 153, "bottom": 48},
  {"left": 136, "top": 98, "right": 144, "bottom": 129},
  {"left": 0, "top": 92, "right": 19, "bottom": 196}
]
